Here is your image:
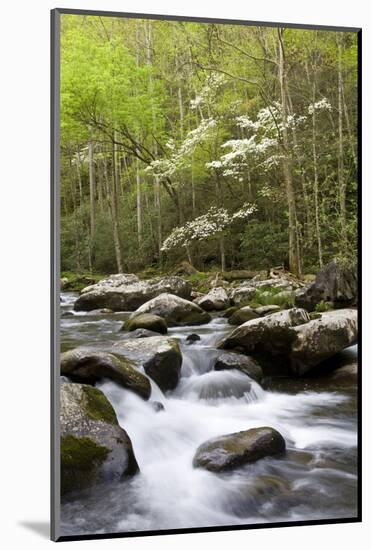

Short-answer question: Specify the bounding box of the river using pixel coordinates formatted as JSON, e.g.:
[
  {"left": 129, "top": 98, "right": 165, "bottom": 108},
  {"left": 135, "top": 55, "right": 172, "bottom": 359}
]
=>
[{"left": 60, "top": 291, "right": 358, "bottom": 536}]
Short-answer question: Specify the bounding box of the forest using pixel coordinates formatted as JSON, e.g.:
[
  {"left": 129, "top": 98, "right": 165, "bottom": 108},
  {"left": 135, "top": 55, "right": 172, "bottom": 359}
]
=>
[{"left": 60, "top": 15, "right": 358, "bottom": 279}]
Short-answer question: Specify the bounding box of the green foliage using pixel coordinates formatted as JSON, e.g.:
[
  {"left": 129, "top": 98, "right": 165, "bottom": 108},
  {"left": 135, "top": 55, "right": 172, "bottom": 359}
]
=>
[
  {"left": 240, "top": 222, "right": 288, "bottom": 270},
  {"left": 315, "top": 301, "right": 335, "bottom": 312},
  {"left": 252, "top": 289, "right": 295, "bottom": 308},
  {"left": 59, "top": 15, "right": 358, "bottom": 277}
]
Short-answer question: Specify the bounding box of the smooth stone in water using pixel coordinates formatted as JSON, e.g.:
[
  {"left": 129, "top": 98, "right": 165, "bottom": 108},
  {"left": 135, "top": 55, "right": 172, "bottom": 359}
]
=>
[
  {"left": 193, "top": 427, "right": 286, "bottom": 472},
  {"left": 122, "top": 313, "right": 168, "bottom": 335},
  {"left": 214, "top": 352, "right": 263, "bottom": 383},
  {"left": 74, "top": 274, "right": 191, "bottom": 312},
  {"left": 219, "top": 308, "right": 310, "bottom": 355},
  {"left": 186, "top": 333, "right": 201, "bottom": 344},
  {"left": 60, "top": 349, "right": 151, "bottom": 400},
  {"left": 60, "top": 383, "right": 138, "bottom": 495},
  {"left": 112, "top": 336, "right": 182, "bottom": 392}
]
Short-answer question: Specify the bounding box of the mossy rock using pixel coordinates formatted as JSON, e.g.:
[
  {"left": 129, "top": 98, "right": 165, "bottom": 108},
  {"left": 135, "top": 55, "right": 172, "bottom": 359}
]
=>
[
  {"left": 61, "top": 349, "right": 151, "bottom": 400},
  {"left": 60, "top": 383, "right": 139, "bottom": 496},
  {"left": 222, "top": 306, "right": 239, "bottom": 319},
  {"left": 122, "top": 313, "right": 168, "bottom": 335},
  {"left": 228, "top": 306, "right": 260, "bottom": 326}
]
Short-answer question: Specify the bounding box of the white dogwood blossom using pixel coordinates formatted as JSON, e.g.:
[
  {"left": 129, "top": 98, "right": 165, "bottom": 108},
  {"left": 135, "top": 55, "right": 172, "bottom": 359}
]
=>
[
  {"left": 161, "top": 203, "right": 257, "bottom": 251},
  {"left": 190, "top": 73, "right": 226, "bottom": 110},
  {"left": 146, "top": 118, "right": 216, "bottom": 180},
  {"left": 308, "top": 97, "right": 332, "bottom": 115}
]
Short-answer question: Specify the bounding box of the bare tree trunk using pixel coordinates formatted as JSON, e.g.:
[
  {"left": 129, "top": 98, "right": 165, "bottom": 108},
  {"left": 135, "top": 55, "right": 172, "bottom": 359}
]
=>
[
  {"left": 311, "top": 81, "right": 323, "bottom": 268},
  {"left": 277, "top": 28, "right": 301, "bottom": 276},
  {"left": 145, "top": 20, "right": 163, "bottom": 265},
  {"left": 111, "top": 137, "right": 123, "bottom": 272},
  {"left": 75, "top": 145, "right": 83, "bottom": 205},
  {"left": 337, "top": 33, "right": 347, "bottom": 243},
  {"left": 342, "top": 81, "right": 357, "bottom": 167},
  {"left": 136, "top": 158, "right": 142, "bottom": 246},
  {"left": 191, "top": 159, "right": 196, "bottom": 217},
  {"left": 286, "top": 78, "right": 312, "bottom": 247},
  {"left": 88, "top": 138, "right": 96, "bottom": 271}
]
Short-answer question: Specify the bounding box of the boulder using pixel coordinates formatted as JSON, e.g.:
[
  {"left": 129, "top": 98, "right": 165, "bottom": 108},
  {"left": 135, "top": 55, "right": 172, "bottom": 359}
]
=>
[
  {"left": 112, "top": 336, "right": 182, "bottom": 392},
  {"left": 60, "top": 383, "right": 138, "bottom": 495},
  {"left": 60, "top": 349, "right": 151, "bottom": 400},
  {"left": 295, "top": 261, "right": 357, "bottom": 311},
  {"left": 230, "top": 286, "right": 256, "bottom": 307},
  {"left": 129, "top": 293, "right": 211, "bottom": 327},
  {"left": 194, "top": 287, "right": 230, "bottom": 311},
  {"left": 254, "top": 305, "right": 281, "bottom": 316},
  {"left": 214, "top": 353, "right": 263, "bottom": 383},
  {"left": 222, "top": 306, "right": 239, "bottom": 319},
  {"left": 74, "top": 274, "right": 191, "bottom": 312},
  {"left": 193, "top": 427, "right": 286, "bottom": 472},
  {"left": 220, "top": 308, "right": 311, "bottom": 356},
  {"left": 290, "top": 309, "right": 358, "bottom": 375},
  {"left": 61, "top": 277, "right": 69, "bottom": 290},
  {"left": 228, "top": 306, "right": 260, "bottom": 326},
  {"left": 122, "top": 313, "right": 167, "bottom": 335}
]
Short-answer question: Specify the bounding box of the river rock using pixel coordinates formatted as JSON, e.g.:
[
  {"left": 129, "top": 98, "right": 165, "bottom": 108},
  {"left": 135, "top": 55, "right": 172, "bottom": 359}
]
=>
[
  {"left": 186, "top": 333, "right": 201, "bottom": 344},
  {"left": 327, "top": 362, "right": 357, "bottom": 384},
  {"left": 214, "top": 352, "right": 263, "bottom": 383},
  {"left": 230, "top": 286, "right": 256, "bottom": 307},
  {"left": 112, "top": 336, "right": 182, "bottom": 391},
  {"left": 254, "top": 305, "right": 281, "bottom": 315},
  {"left": 228, "top": 306, "right": 260, "bottom": 326},
  {"left": 74, "top": 274, "right": 191, "bottom": 312},
  {"left": 295, "top": 261, "right": 357, "bottom": 311},
  {"left": 60, "top": 383, "right": 138, "bottom": 495},
  {"left": 193, "top": 427, "right": 286, "bottom": 472},
  {"left": 119, "top": 328, "right": 161, "bottom": 339},
  {"left": 220, "top": 308, "right": 311, "bottom": 355},
  {"left": 122, "top": 313, "right": 167, "bottom": 335},
  {"left": 130, "top": 293, "right": 211, "bottom": 327},
  {"left": 60, "top": 349, "right": 151, "bottom": 400},
  {"left": 194, "top": 287, "right": 230, "bottom": 311},
  {"left": 290, "top": 309, "right": 358, "bottom": 375}
]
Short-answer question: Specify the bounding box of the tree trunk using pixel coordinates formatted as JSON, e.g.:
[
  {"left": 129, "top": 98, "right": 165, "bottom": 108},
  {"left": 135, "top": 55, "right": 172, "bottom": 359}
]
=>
[
  {"left": 75, "top": 145, "right": 83, "bottom": 205},
  {"left": 111, "top": 138, "right": 123, "bottom": 272},
  {"left": 145, "top": 20, "right": 163, "bottom": 265},
  {"left": 277, "top": 28, "right": 301, "bottom": 276},
  {"left": 136, "top": 158, "right": 142, "bottom": 246},
  {"left": 311, "top": 80, "right": 323, "bottom": 268},
  {"left": 337, "top": 33, "right": 347, "bottom": 243},
  {"left": 88, "top": 138, "right": 96, "bottom": 271}
]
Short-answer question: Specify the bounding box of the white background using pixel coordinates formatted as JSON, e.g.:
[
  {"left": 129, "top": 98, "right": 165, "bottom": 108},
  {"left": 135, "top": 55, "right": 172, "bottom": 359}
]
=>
[{"left": 0, "top": 0, "right": 369, "bottom": 548}]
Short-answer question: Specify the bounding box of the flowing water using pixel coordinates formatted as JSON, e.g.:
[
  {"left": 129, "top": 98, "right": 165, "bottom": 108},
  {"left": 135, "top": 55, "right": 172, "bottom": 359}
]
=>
[{"left": 60, "top": 292, "right": 358, "bottom": 536}]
